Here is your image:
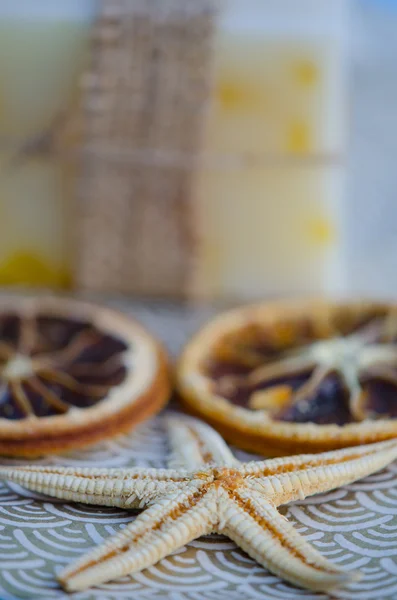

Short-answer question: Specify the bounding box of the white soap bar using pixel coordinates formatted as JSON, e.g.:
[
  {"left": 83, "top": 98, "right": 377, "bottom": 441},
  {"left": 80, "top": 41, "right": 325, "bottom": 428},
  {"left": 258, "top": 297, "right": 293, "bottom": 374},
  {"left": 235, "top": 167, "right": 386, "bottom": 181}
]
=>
[
  {"left": 192, "top": 0, "right": 348, "bottom": 300},
  {"left": 0, "top": 0, "right": 348, "bottom": 298},
  {"left": 0, "top": 1, "right": 94, "bottom": 287}
]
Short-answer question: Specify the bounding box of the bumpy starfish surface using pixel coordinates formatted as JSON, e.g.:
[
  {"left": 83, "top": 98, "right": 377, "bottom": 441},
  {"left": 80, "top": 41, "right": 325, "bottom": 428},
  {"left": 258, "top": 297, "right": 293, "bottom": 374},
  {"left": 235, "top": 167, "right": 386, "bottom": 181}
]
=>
[{"left": 1, "top": 414, "right": 397, "bottom": 593}]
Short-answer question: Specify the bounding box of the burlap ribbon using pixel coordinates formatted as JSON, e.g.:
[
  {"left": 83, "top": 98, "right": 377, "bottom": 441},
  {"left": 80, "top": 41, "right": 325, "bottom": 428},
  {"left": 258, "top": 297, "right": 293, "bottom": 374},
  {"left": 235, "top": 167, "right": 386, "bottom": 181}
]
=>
[{"left": 70, "top": 0, "right": 217, "bottom": 297}]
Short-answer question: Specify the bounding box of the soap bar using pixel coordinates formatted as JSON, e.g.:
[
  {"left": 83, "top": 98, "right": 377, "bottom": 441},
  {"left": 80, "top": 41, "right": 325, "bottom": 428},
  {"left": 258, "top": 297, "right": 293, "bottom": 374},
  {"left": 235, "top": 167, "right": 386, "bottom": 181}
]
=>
[
  {"left": 0, "top": 0, "right": 94, "bottom": 287},
  {"left": 0, "top": 0, "right": 347, "bottom": 299},
  {"left": 191, "top": 0, "right": 347, "bottom": 299},
  {"left": 74, "top": 0, "right": 347, "bottom": 299}
]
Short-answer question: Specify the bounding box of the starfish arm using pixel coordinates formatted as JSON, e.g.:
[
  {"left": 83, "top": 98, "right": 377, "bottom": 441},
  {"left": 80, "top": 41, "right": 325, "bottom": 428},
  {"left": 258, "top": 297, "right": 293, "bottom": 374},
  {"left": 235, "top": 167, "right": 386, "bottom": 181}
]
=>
[
  {"left": 59, "top": 486, "right": 218, "bottom": 592},
  {"left": 166, "top": 413, "right": 239, "bottom": 469},
  {"left": 0, "top": 465, "right": 190, "bottom": 509},
  {"left": 217, "top": 487, "right": 358, "bottom": 592},
  {"left": 244, "top": 439, "right": 397, "bottom": 505}
]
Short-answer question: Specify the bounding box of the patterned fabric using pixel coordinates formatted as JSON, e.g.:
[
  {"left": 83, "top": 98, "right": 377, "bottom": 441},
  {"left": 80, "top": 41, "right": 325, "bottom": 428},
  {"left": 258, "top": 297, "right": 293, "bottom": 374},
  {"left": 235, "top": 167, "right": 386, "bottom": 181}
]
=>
[{"left": 0, "top": 299, "right": 397, "bottom": 600}]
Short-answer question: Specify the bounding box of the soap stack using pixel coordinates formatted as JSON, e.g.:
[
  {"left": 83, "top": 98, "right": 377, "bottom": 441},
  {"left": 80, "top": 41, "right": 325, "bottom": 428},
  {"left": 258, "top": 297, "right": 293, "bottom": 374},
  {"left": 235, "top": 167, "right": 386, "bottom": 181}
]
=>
[{"left": 0, "top": 0, "right": 347, "bottom": 301}]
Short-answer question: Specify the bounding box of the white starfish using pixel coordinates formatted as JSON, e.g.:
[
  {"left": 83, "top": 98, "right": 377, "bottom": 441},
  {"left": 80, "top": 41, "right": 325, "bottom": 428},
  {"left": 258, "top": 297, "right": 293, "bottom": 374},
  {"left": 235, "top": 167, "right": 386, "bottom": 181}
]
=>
[{"left": 1, "top": 414, "right": 397, "bottom": 593}]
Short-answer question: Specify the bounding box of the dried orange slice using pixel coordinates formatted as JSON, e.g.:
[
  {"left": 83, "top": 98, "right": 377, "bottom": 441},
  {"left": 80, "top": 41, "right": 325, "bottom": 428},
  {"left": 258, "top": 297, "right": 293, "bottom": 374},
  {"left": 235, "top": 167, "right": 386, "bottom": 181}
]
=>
[
  {"left": 0, "top": 296, "right": 170, "bottom": 456},
  {"left": 177, "top": 299, "right": 397, "bottom": 455}
]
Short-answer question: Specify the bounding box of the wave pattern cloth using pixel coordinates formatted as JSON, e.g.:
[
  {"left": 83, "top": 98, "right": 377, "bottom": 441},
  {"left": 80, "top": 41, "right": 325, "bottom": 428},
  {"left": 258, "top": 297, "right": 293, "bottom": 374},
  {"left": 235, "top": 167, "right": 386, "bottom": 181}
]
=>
[
  {"left": 1, "top": 413, "right": 397, "bottom": 598},
  {"left": 1, "top": 300, "right": 397, "bottom": 599}
]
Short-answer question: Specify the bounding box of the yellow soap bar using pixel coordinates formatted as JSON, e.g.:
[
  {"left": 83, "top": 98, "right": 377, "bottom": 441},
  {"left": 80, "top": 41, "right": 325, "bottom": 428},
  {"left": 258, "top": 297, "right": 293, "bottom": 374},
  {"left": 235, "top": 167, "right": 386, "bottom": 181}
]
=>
[
  {"left": 0, "top": 154, "right": 71, "bottom": 287},
  {"left": 0, "top": 0, "right": 346, "bottom": 299},
  {"left": 191, "top": 0, "right": 346, "bottom": 300},
  {"left": 0, "top": 4, "right": 91, "bottom": 288}
]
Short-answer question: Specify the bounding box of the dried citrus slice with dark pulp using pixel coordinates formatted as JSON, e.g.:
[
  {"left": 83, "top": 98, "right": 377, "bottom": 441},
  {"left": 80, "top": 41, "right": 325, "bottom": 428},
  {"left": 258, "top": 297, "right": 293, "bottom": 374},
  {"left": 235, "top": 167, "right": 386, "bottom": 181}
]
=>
[
  {"left": 177, "top": 299, "right": 397, "bottom": 455},
  {"left": 0, "top": 296, "right": 170, "bottom": 456}
]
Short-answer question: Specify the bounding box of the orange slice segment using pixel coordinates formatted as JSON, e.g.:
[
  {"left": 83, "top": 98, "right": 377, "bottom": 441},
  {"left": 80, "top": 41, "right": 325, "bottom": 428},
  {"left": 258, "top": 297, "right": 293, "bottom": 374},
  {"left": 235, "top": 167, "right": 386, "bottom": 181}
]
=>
[
  {"left": 177, "top": 299, "right": 397, "bottom": 456},
  {"left": 0, "top": 296, "right": 170, "bottom": 456}
]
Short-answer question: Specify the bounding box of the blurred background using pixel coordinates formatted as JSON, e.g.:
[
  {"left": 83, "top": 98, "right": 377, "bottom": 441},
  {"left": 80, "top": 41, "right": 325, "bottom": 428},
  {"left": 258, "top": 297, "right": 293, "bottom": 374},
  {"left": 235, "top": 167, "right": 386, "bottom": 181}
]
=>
[{"left": 0, "top": 0, "right": 395, "bottom": 304}]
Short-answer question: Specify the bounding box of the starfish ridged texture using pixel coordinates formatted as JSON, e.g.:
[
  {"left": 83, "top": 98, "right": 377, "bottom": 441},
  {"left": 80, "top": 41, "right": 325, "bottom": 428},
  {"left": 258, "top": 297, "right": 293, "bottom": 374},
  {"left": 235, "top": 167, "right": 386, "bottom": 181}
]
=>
[{"left": 1, "top": 414, "right": 397, "bottom": 593}]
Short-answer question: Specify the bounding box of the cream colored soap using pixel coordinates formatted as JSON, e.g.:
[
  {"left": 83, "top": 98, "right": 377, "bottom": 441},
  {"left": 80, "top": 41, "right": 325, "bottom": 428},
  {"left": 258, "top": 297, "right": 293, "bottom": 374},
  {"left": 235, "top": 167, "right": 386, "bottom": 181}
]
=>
[
  {"left": 193, "top": 0, "right": 347, "bottom": 300},
  {"left": 0, "top": 0, "right": 347, "bottom": 298},
  {"left": 0, "top": 0, "right": 94, "bottom": 287}
]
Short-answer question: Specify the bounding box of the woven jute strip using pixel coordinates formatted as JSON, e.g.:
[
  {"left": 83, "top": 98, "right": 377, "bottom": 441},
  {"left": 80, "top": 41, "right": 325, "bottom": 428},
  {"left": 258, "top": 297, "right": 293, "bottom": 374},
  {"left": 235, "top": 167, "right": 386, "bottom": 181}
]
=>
[{"left": 71, "top": 0, "right": 217, "bottom": 297}]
